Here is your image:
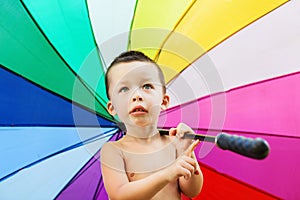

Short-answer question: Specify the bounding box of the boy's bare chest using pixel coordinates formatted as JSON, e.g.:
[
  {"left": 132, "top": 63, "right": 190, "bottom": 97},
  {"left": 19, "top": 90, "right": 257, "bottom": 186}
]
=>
[{"left": 121, "top": 142, "right": 176, "bottom": 175}]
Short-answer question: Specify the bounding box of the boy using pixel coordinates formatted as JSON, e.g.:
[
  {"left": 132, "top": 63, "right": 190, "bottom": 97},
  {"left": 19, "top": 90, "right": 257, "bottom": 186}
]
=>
[{"left": 101, "top": 51, "right": 203, "bottom": 200}]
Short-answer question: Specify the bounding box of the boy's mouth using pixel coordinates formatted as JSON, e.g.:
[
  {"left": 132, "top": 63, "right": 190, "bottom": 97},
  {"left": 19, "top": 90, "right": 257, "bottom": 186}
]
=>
[{"left": 130, "top": 105, "right": 148, "bottom": 114}]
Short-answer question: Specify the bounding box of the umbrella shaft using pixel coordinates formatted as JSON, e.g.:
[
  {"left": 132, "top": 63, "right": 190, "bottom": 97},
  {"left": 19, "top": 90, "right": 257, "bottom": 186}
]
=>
[{"left": 159, "top": 129, "right": 216, "bottom": 143}]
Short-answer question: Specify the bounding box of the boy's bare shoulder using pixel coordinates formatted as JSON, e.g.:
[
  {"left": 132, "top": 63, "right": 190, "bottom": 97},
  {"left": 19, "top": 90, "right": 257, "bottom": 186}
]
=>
[
  {"left": 100, "top": 140, "right": 126, "bottom": 171},
  {"left": 101, "top": 141, "right": 119, "bottom": 155},
  {"left": 100, "top": 137, "right": 130, "bottom": 155}
]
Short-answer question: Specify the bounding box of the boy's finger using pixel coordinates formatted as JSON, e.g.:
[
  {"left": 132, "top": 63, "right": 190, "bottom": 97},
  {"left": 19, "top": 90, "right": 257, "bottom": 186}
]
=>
[
  {"left": 184, "top": 139, "right": 200, "bottom": 156},
  {"left": 169, "top": 128, "right": 177, "bottom": 136},
  {"left": 183, "top": 169, "right": 192, "bottom": 180}
]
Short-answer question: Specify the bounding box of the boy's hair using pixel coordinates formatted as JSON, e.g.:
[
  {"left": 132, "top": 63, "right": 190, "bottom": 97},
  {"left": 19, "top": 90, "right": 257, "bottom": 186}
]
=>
[{"left": 105, "top": 51, "right": 166, "bottom": 99}]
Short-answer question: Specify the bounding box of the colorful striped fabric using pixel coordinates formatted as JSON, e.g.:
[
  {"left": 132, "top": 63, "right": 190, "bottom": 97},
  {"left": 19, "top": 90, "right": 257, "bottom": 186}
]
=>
[{"left": 1, "top": 0, "right": 299, "bottom": 199}]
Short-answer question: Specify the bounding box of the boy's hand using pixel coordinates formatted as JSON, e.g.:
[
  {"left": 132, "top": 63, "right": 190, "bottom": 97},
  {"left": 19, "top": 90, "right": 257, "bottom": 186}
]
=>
[
  {"left": 165, "top": 139, "right": 200, "bottom": 181},
  {"left": 169, "top": 123, "right": 196, "bottom": 156}
]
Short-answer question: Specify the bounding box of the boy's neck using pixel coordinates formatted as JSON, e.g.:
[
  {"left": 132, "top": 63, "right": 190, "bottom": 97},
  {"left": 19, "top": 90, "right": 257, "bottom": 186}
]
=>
[{"left": 125, "top": 125, "right": 160, "bottom": 140}]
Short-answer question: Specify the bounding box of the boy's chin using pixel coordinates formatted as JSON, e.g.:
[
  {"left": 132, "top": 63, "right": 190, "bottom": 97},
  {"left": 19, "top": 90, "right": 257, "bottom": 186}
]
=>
[
  {"left": 127, "top": 117, "right": 157, "bottom": 128},
  {"left": 132, "top": 120, "right": 152, "bottom": 128}
]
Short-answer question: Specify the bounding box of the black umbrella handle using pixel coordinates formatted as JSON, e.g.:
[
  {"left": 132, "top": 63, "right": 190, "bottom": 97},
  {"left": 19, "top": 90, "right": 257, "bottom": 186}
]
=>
[
  {"left": 159, "top": 130, "right": 270, "bottom": 159},
  {"left": 216, "top": 133, "right": 270, "bottom": 159}
]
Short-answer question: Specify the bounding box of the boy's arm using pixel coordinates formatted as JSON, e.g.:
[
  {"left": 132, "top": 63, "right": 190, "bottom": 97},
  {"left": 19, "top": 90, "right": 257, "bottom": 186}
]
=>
[
  {"left": 179, "top": 151, "right": 203, "bottom": 197},
  {"left": 169, "top": 123, "right": 204, "bottom": 197}
]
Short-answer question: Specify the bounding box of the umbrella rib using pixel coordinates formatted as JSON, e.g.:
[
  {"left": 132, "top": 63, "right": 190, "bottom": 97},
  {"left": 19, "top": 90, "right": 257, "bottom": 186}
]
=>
[
  {"left": 93, "top": 177, "right": 105, "bottom": 200},
  {"left": 0, "top": 128, "right": 117, "bottom": 182},
  {"left": 153, "top": 0, "right": 197, "bottom": 62},
  {"left": 19, "top": 1, "right": 111, "bottom": 121},
  {"left": 127, "top": 0, "right": 139, "bottom": 50}
]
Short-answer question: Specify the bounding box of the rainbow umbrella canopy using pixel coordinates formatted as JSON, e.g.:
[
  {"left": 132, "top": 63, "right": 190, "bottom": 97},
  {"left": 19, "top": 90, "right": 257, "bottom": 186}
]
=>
[{"left": 0, "top": 0, "right": 299, "bottom": 199}]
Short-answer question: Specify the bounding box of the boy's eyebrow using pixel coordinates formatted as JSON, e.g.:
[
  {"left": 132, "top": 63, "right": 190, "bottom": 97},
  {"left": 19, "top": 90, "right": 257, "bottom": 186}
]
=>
[
  {"left": 115, "top": 80, "right": 130, "bottom": 86},
  {"left": 114, "top": 76, "right": 161, "bottom": 87},
  {"left": 139, "top": 75, "right": 160, "bottom": 82}
]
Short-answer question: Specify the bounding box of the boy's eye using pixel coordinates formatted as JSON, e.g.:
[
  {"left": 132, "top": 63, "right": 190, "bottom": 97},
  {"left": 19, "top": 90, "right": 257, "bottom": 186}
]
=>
[
  {"left": 119, "top": 87, "right": 129, "bottom": 93},
  {"left": 143, "top": 84, "right": 154, "bottom": 90}
]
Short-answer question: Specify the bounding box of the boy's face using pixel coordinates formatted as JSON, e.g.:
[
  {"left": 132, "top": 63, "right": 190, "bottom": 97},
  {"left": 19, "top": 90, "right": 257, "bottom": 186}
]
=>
[{"left": 106, "top": 61, "right": 169, "bottom": 128}]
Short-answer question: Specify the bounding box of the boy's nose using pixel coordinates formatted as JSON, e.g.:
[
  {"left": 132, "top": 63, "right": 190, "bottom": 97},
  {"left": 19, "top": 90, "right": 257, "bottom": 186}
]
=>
[
  {"left": 131, "top": 90, "right": 143, "bottom": 102},
  {"left": 132, "top": 95, "right": 143, "bottom": 102}
]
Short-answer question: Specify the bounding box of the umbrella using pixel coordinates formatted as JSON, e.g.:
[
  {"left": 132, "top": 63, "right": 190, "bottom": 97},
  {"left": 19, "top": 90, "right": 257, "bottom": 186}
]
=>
[{"left": 0, "top": 0, "right": 299, "bottom": 199}]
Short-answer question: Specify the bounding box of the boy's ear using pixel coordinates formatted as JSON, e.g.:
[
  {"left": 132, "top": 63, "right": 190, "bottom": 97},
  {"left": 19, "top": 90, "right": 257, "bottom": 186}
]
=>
[
  {"left": 107, "top": 101, "right": 116, "bottom": 116},
  {"left": 161, "top": 94, "right": 170, "bottom": 110}
]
